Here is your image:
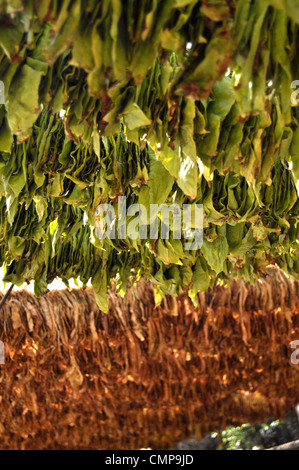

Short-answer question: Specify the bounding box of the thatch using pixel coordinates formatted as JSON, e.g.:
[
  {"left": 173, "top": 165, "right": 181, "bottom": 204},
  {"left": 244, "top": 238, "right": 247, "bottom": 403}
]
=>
[{"left": 0, "top": 266, "right": 299, "bottom": 449}]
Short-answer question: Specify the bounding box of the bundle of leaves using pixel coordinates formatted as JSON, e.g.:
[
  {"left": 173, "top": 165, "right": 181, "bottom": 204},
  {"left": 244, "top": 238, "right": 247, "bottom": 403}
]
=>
[{"left": 1, "top": 270, "right": 299, "bottom": 450}]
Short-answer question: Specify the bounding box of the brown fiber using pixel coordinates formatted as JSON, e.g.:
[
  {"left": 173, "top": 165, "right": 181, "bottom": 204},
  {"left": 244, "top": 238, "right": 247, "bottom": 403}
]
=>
[{"left": 0, "top": 266, "right": 299, "bottom": 449}]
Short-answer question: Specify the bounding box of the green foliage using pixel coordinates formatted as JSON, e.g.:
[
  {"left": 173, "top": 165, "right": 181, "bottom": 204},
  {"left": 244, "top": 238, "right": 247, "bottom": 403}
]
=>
[{"left": 0, "top": 1, "right": 299, "bottom": 309}]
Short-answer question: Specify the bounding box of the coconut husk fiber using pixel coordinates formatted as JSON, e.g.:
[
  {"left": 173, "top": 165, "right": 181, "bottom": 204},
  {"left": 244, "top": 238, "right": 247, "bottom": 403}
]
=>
[{"left": 0, "top": 266, "right": 299, "bottom": 449}]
